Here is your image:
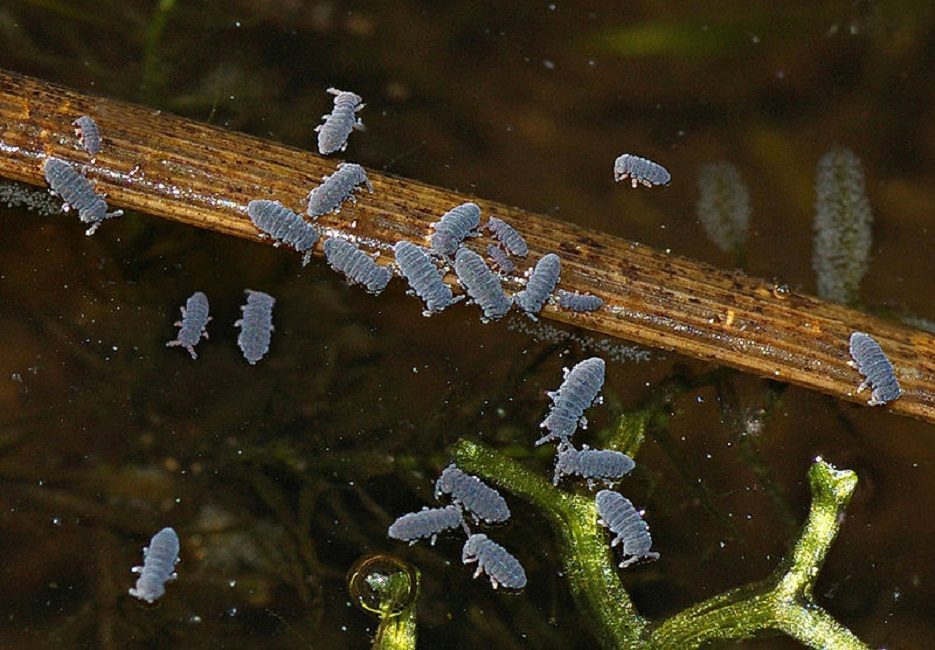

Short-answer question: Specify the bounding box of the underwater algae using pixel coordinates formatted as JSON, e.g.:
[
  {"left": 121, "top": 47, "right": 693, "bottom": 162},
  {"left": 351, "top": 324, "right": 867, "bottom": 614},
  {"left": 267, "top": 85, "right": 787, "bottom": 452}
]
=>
[
  {"left": 450, "top": 437, "right": 866, "bottom": 649},
  {"left": 349, "top": 555, "right": 420, "bottom": 650},
  {"left": 372, "top": 364, "right": 876, "bottom": 649}
]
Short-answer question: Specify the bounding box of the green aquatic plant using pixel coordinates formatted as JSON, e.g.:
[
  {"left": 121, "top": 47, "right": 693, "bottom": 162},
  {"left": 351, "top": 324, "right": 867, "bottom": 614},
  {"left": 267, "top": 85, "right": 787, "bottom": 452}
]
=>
[
  {"left": 140, "top": 0, "right": 177, "bottom": 102},
  {"left": 591, "top": 21, "right": 742, "bottom": 59},
  {"left": 450, "top": 436, "right": 868, "bottom": 650},
  {"left": 348, "top": 554, "right": 420, "bottom": 650}
]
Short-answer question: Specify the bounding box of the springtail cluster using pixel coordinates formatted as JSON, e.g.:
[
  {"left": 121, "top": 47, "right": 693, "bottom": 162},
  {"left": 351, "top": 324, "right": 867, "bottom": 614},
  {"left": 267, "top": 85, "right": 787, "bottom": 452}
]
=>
[{"left": 387, "top": 463, "right": 525, "bottom": 591}]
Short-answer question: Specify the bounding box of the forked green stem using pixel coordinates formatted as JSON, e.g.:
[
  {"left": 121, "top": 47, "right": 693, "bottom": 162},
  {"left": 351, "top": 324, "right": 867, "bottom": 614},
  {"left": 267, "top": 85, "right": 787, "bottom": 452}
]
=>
[
  {"left": 451, "top": 440, "right": 868, "bottom": 650},
  {"left": 648, "top": 458, "right": 866, "bottom": 649},
  {"left": 452, "top": 439, "right": 646, "bottom": 648}
]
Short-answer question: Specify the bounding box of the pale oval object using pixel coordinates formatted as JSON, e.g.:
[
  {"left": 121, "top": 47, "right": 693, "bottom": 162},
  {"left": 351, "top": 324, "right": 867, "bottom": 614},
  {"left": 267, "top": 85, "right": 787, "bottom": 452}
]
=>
[
  {"left": 388, "top": 505, "right": 465, "bottom": 546},
  {"left": 316, "top": 87, "right": 364, "bottom": 155},
  {"left": 453, "top": 248, "right": 512, "bottom": 321},
  {"left": 323, "top": 238, "right": 392, "bottom": 295},
  {"left": 536, "top": 357, "right": 605, "bottom": 446},
  {"left": 435, "top": 463, "right": 510, "bottom": 524},
  {"left": 247, "top": 199, "right": 319, "bottom": 266},
  {"left": 394, "top": 240, "right": 455, "bottom": 313},
  {"left": 848, "top": 331, "right": 901, "bottom": 406},
  {"left": 813, "top": 148, "right": 872, "bottom": 304},
  {"left": 430, "top": 202, "right": 481, "bottom": 257},
  {"left": 486, "top": 243, "right": 515, "bottom": 274},
  {"left": 553, "top": 443, "right": 635, "bottom": 486},
  {"left": 166, "top": 291, "right": 211, "bottom": 359},
  {"left": 613, "top": 154, "right": 671, "bottom": 188},
  {"left": 235, "top": 289, "right": 275, "bottom": 365},
  {"left": 462, "top": 533, "right": 527, "bottom": 590},
  {"left": 515, "top": 253, "right": 561, "bottom": 317},
  {"left": 43, "top": 157, "right": 123, "bottom": 235},
  {"left": 595, "top": 490, "right": 659, "bottom": 568},
  {"left": 73, "top": 115, "right": 101, "bottom": 156},
  {"left": 486, "top": 217, "right": 528, "bottom": 256},
  {"left": 306, "top": 162, "right": 373, "bottom": 217},
  {"left": 556, "top": 290, "right": 603, "bottom": 313},
  {"left": 129, "top": 527, "right": 180, "bottom": 603},
  {"left": 696, "top": 161, "right": 750, "bottom": 254}
]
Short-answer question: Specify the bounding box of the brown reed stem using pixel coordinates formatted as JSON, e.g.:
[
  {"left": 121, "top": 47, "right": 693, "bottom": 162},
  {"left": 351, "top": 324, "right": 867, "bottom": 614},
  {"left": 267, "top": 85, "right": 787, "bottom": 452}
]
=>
[{"left": 2, "top": 68, "right": 934, "bottom": 424}]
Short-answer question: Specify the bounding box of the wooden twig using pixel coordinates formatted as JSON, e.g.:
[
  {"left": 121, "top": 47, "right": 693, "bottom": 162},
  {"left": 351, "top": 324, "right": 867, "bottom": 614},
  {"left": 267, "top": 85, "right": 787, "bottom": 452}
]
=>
[{"left": 2, "top": 68, "right": 934, "bottom": 424}]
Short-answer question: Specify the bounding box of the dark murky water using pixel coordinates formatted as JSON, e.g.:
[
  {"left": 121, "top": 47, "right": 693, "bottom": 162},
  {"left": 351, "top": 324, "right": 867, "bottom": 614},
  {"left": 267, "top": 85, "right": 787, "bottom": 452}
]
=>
[{"left": 1, "top": 2, "right": 934, "bottom": 648}]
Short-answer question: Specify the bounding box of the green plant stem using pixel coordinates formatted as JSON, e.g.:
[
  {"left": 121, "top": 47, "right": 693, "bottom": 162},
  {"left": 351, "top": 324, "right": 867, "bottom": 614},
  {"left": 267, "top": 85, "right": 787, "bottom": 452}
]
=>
[
  {"left": 140, "top": 0, "right": 177, "bottom": 101},
  {"left": 452, "top": 440, "right": 868, "bottom": 650},
  {"left": 607, "top": 409, "right": 649, "bottom": 458},
  {"left": 451, "top": 439, "right": 647, "bottom": 649},
  {"left": 647, "top": 459, "right": 867, "bottom": 649},
  {"left": 372, "top": 569, "right": 420, "bottom": 650}
]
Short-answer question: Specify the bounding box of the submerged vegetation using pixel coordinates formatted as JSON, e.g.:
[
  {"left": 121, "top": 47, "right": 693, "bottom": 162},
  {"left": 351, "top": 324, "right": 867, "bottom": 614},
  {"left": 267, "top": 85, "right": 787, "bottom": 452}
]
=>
[
  {"left": 452, "top": 438, "right": 865, "bottom": 649},
  {"left": 374, "top": 357, "right": 871, "bottom": 648},
  {"left": 348, "top": 555, "right": 420, "bottom": 650}
]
